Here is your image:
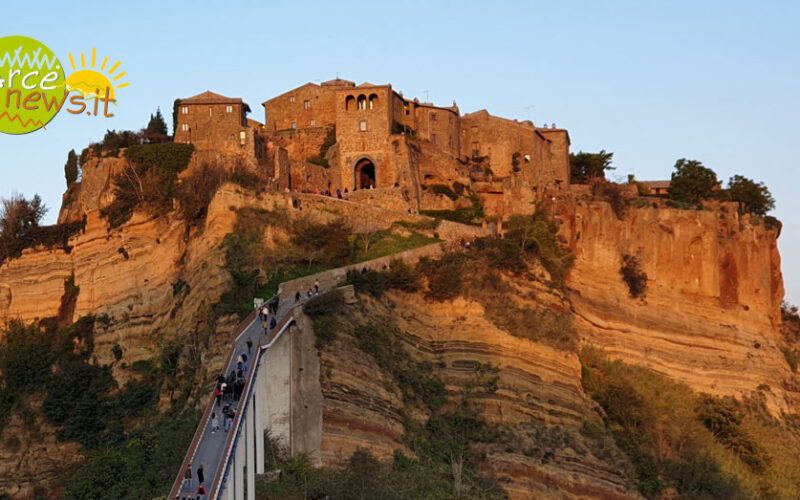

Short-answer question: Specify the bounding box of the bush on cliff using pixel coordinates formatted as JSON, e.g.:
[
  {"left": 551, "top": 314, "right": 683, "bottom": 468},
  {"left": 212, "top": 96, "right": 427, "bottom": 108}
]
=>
[
  {"left": 101, "top": 143, "right": 195, "bottom": 228},
  {"left": 727, "top": 175, "right": 775, "bottom": 216},
  {"left": 570, "top": 149, "right": 614, "bottom": 183},
  {"left": 620, "top": 254, "right": 648, "bottom": 299},
  {"left": 668, "top": 158, "right": 719, "bottom": 204},
  {"left": 581, "top": 346, "right": 800, "bottom": 498},
  {"left": 0, "top": 193, "right": 85, "bottom": 263}
]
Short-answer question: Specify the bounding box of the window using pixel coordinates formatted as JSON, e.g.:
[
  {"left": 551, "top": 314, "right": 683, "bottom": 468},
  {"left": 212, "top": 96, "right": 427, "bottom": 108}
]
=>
[
  {"left": 226, "top": 105, "right": 233, "bottom": 113},
  {"left": 431, "top": 133, "right": 437, "bottom": 145},
  {"left": 291, "top": 122, "right": 296, "bottom": 129},
  {"left": 345, "top": 95, "right": 355, "bottom": 110},
  {"left": 403, "top": 103, "right": 410, "bottom": 115},
  {"left": 359, "top": 120, "right": 368, "bottom": 131},
  {"left": 180, "top": 106, "right": 188, "bottom": 115},
  {"left": 357, "top": 95, "right": 367, "bottom": 110},
  {"left": 524, "top": 154, "right": 531, "bottom": 163},
  {"left": 240, "top": 131, "right": 246, "bottom": 146},
  {"left": 310, "top": 119, "right": 316, "bottom": 126},
  {"left": 430, "top": 113, "right": 437, "bottom": 122},
  {"left": 303, "top": 100, "right": 310, "bottom": 109},
  {"left": 368, "top": 93, "right": 378, "bottom": 110},
  {"left": 289, "top": 96, "right": 295, "bottom": 103},
  {"left": 471, "top": 142, "right": 480, "bottom": 157},
  {"left": 181, "top": 123, "right": 189, "bottom": 132},
  {"left": 209, "top": 107, "right": 212, "bottom": 117}
]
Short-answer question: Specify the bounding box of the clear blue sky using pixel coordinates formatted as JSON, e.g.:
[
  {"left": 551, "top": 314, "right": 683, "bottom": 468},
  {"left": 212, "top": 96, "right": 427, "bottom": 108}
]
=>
[{"left": 2, "top": 0, "right": 799, "bottom": 302}]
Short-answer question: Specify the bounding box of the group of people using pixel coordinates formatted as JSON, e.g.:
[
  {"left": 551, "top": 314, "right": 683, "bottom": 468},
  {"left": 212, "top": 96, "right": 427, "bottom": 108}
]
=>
[
  {"left": 294, "top": 279, "right": 320, "bottom": 303},
  {"left": 259, "top": 296, "right": 280, "bottom": 333},
  {"left": 181, "top": 462, "right": 206, "bottom": 498}
]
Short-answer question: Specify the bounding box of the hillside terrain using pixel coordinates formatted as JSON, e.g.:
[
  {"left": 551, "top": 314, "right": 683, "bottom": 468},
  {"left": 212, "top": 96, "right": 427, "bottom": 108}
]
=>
[{"left": 0, "top": 141, "right": 798, "bottom": 499}]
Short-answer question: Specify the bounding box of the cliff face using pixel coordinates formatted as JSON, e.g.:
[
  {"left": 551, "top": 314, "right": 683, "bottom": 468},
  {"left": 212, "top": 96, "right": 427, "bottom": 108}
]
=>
[
  {"left": 317, "top": 291, "right": 637, "bottom": 500},
  {"left": 558, "top": 199, "right": 796, "bottom": 414}
]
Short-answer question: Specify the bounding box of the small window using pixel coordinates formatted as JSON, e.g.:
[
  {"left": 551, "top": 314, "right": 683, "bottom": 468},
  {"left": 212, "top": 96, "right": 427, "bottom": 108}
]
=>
[
  {"left": 403, "top": 103, "right": 410, "bottom": 115},
  {"left": 289, "top": 96, "right": 296, "bottom": 103},
  {"left": 431, "top": 133, "right": 437, "bottom": 145},
  {"left": 291, "top": 122, "right": 297, "bottom": 129},
  {"left": 430, "top": 113, "right": 437, "bottom": 122},
  {"left": 181, "top": 123, "right": 189, "bottom": 132},
  {"left": 226, "top": 105, "right": 233, "bottom": 113},
  {"left": 303, "top": 100, "right": 310, "bottom": 109},
  {"left": 181, "top": 106, "right": 188, "bottom": 115},
  {"left": 240, "top": 131, "right": 246, "bottom": 146},
  {"left": 209, "top": 107, "right": 212, "bottom": 117},
  {"left": 310, "top": 119, "right": 316, "bottom": 126},
  {"left": 359, "top": 120, "right": 368, "bottom": 132},
  {"left": 524, "top": 154, "right": 531, "bottom": 163}
]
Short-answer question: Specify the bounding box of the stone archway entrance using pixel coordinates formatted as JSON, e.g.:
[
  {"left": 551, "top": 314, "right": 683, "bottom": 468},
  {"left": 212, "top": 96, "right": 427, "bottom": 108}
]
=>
[{"left": 354, "top": 158, "right": 376, "bottom": 189}]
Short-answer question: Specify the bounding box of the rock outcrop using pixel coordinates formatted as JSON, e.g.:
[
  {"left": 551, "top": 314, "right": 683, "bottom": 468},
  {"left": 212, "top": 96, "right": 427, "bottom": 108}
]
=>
[{"left": 559, "top": 198, "right": 797, "bottom": 414}]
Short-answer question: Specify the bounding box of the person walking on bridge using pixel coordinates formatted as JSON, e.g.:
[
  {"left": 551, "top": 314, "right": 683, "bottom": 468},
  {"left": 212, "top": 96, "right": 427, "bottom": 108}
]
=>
[
  {"left": 182, "top": 463, "right": 192, "bottom": 491},
  {"left": 196, "top": 464, "right": 205, "bottom": 488},
  {"left": 246, "top": 337, "right": 253, "bottom": 353}
]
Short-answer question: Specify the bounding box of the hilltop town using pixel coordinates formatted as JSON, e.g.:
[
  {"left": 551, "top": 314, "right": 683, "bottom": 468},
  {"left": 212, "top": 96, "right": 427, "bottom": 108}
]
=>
[{"left": 172, "top": 78, "right": 570, "bottom": 218}]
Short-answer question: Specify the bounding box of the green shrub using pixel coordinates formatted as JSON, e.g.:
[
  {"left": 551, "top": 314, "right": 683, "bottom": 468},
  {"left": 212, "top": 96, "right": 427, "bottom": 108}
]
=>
[
  {"left": 420, "top": 191, "right": 484, "bottom": 226},
  {"left": 353, "top": 322, "right": 446, "bottom": 412},
  {"left": 303, "top": 289, "right": 345, "bottom": 348},
  {"left": 101, "top": 143, "right": 195, "bottom": 228},
  {"left": 427, "top": 184, "right": 458, "bottom": 201},
  {"left": 418, "top": 252, "right": 468, "bottom": 301},
  {"left": 620, "top": 254, "right": 648, "bottom": 299}
]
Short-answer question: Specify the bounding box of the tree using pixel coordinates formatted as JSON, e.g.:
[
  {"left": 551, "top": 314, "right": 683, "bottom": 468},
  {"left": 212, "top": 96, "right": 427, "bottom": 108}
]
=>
[
  {"left": 145, "top": 108, "right": 168, "bottom": 137},
  {"left": 172, "top": 99, "right": 181, "bottom": 136},
  {"left": 0, "top": 194, "right": 48, "bottom": 261},
  {"left": 64, "top": 149, "right": 79, "bottom": 186},
  {"left": 668, "top": 158, "right": 718, "bottom": 204},
  {"left": 569, "top": 150, "right": 614, "bottom": 183},
  {"left": 727, "top": 175, "right": 775, "bottom": 216}
]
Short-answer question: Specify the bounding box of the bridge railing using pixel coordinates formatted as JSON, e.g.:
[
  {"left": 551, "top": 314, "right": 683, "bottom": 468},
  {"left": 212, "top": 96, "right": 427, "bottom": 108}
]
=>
[
  {"left": 166, "top": 308, "right": 258, "bottom": 500},
  {"left": 210, "top": 310, "right": 297, "bottom": 499}
]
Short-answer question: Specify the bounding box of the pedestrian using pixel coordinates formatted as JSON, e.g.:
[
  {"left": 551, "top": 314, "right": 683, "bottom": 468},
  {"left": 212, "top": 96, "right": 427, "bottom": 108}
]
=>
[
  {"left": 246, "top": 338, "right": 253, "bottom": 353},
  {"left": 242, "top": 353, "right": 248, "bottom": 363},
  {"left": 314, "top": 280, "right": 320, "bottom": 294},
  {"left": 337, "top": 188, "right": 342, "bottom": 199},
  {"left": 211, "top": 412, "right": 220, "bottom": 433},
  {"left": 214, "top": 385, "right": 222, "bottom": 407},
  {"left": 222, "top": 403, "right": 232, "bottom": 431},
  {"left": 197, "top": 464, "right": 205, "bottom": 486},
  {"left": 307, "top": 288, "right": 313, "bottom": 298},
  {"left": 221, "top": 381, "right": 228, "bottom": 400},
  {"left": 237, "top": 354, "right": 244, "bottom": 364},
  {"left": 295, "top": 291, "right": 301, "bottom": 303},
  {"left": 182, "top": 463, "right": 192, "bottom": 491},
  {"left": 270, "top": 316, "right": 277, "bottom": 330}
]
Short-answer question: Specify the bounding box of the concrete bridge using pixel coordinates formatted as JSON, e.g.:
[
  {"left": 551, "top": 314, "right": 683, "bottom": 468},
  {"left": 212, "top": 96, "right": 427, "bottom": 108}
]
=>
[{"left": 167, "top": 241, "right": 458, "bottom": 500}]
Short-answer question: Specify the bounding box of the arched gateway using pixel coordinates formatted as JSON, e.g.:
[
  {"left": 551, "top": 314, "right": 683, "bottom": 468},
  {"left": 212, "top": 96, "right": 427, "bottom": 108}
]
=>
[{"left": 354, "top": 158, "right": 376, "bottom": 189}]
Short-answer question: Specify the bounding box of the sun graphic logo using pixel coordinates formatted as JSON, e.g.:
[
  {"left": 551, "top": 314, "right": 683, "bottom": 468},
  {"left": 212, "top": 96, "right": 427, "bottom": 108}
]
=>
[
  {"left": 0, "top": 35, "right": 65, "bottom": 134},
  {"left": 64, "top": 47, "right": 128, "bottom": 117},
  {"left": 0, "top": 36, "right": 129, "bottom": 135}
]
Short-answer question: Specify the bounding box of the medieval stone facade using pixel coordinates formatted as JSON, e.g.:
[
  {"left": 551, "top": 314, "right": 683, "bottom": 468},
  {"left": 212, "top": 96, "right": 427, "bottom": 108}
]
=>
[{"left": 175, "top": 80, "right": 571, "bottom": 217}]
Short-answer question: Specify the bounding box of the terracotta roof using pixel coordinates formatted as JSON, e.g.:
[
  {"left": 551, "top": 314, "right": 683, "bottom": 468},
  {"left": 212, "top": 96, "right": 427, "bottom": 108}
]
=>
[
  {"left": 639, "top": 180, "right": 671, "bottom": 189},
  {"left": 182, "top": 91, "right": 243, "bottom": 105},
  {"left": 321, "top": 78, "right": 354, "bottom": 87}
]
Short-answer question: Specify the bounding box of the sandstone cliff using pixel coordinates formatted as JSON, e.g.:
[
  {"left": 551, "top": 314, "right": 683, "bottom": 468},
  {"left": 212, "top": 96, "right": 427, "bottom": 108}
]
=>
[
  {"left": 558, "top": 198, "right": 797, "bottom": 414},
  {"left": 315, "top": 290, "right": 638, "bottom": 499}
]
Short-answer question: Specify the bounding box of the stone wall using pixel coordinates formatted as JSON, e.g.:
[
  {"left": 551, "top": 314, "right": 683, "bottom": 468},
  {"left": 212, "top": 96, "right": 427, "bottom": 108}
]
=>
[
  {"left": 277, "top": 243, "right": 444, "bottom": 300},
  {"left": 263, "top": 83, "right": 342, "bottom": 132}
]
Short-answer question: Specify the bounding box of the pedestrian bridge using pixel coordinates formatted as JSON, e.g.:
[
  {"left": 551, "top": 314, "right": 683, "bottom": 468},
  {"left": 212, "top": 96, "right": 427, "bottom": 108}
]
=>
[{"left": 167, "top": 238, "right": 474, "bottom": 499}]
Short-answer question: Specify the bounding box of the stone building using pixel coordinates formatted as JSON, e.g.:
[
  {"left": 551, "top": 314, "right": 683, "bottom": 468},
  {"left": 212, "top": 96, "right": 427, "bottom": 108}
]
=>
[
  {"left": 174, "top": 91, "right": 266, "bottom": 165},
  {"left": 178, "top": 80, "right": 571, "bottom": 216}
]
